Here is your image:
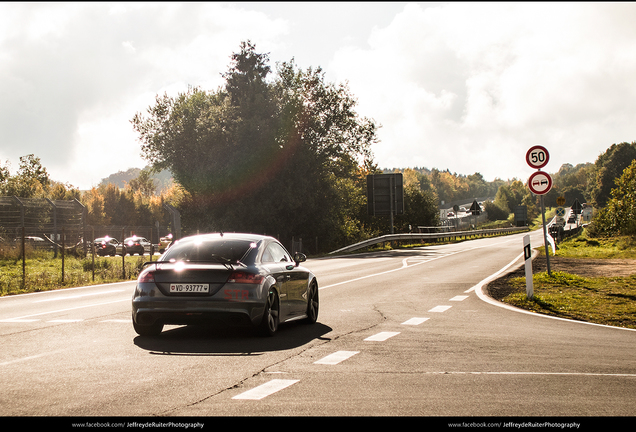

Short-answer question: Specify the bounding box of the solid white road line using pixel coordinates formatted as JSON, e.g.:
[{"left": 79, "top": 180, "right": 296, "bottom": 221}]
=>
[
  {"left": 0, "top": 298, "right": 128, "bottom": 322},
  {"left": 423, "top": 371, "right": 636, "bottom": 377},
  {"left": 319, "top": 251, "right": 461, "bottom": 290},
  {"left": 232, "top": 379, "right": 299, "bottom": 400},
  {"left": 471, "top": 250, "right": 636, "bottom": 332},
  {"left": 48, "top": 319, "right": 83, "bottom": 323},
  {"left": 33, "top": 290, "right": 125, "bottom": 302},
  {"left": 0, "top": 350, "right": 64, "bottom": 367}
]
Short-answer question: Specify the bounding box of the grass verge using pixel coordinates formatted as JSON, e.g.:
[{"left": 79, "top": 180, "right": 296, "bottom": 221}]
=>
[
  {"left": 501, "top": 230, "right": 636, "bottom": 329},
  {"left": 0, "top": 250, "right": 149, "bottom": 296}
]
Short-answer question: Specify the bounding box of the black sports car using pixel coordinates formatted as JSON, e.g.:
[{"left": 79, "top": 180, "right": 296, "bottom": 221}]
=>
[
  {"left": 93, "top": 237, "right": 123, "bottom": 256},
  {"left": 132, "top": 233, "right": 319, "bottom": 336},
  {"left": 123, "top": 236, "right": 152, "bottom": 255}
]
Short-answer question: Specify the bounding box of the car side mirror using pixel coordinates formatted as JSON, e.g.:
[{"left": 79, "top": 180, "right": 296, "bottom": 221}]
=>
[{"left": 293, "top": 252, "right": 307, "bottom": 266}]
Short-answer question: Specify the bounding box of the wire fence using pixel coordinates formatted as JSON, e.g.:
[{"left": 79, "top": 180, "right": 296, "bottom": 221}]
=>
[{"left": 0, "top": 196, "right": 176, "bottom": 294}]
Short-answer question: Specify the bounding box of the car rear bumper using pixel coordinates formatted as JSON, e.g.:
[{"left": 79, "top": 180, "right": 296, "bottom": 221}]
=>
[
  {"left": 133, "top": 307, "right": 263, "bottom": 328},
  {"left": 132, "top": 290, "right": 267, "bottom": 328}
]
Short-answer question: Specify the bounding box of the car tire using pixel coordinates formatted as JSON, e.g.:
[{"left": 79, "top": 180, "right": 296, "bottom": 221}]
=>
[
  {"left": 304, "top": 280, "right": 319, "bottom": 324},
  {"left": 133, "top": 317, "right": 163, "bottom": 336},
  {"left": 259, "top": 290, "right": 279, "bottom": 337}
]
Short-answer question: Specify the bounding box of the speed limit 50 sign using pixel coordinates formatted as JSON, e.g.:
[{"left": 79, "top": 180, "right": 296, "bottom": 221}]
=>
[{"left": 526, "top": 145, "right": 549, "bottom": 169}]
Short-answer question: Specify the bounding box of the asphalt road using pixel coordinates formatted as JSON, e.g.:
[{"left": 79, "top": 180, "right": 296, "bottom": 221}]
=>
[{"left": 1, "top": 229, "right": 634, "bottom": 421}]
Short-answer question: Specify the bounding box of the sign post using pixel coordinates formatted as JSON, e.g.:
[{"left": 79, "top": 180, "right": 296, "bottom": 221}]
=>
[
  {"left": 526, "top": 147, "right": 552, "bottom": 276},
  {"left": 555, "top": 206, "right": 566, "bottom": 227}
]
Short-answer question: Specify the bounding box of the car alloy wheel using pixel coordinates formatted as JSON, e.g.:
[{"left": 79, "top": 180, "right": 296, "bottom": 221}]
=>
[
  {"left": 260, "top": 290, "right": 279, "bottom": 336},
  {"left": 304, "top": 281, "right": 319, "bottom": 324}
]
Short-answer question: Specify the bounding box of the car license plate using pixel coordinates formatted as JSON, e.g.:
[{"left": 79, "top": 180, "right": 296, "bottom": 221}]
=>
[{"left": 170, "top": 283, "right": 209, "bottom": 293}]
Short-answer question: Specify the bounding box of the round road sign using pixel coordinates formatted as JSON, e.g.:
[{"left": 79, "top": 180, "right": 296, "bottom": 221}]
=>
[
  {"left": 526, "top": 145, "right": 549, "bottom": 169},
  {"left": 528, "top": 171, "right": 552, "bottom": 195}
]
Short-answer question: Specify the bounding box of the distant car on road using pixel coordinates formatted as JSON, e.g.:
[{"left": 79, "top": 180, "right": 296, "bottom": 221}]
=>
[
  {"left": 123, "top": 236, "right": 152, "bottom": 255},
  {"left": 132, "top": 233, "right": 319, "bottom": 337},
  {"left": 158, "top": 234, "right": 173, "bottom": 253},
  {"left": 14, "top": 236, "right": 50, "bottom": 249},
  {"left": 93, "top": 237, "right": 122, "bottom": 256}
]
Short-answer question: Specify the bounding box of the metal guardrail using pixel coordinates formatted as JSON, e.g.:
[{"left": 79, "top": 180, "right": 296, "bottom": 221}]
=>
[{"left": 329, "top": 226, "right": 530, "bottom": 255}]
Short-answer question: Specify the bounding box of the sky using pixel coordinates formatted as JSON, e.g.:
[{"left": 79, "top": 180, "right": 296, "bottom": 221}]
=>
[{"left": 1, "top": 2, "right": 636, "bottom": 191}]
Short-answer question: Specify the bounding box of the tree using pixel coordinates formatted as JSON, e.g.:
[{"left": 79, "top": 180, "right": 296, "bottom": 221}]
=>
[
  {"left": 488, "top": 179, "right": 538, "bottom": 222},
  {"left": 588, "top": 142, "right": 636, "bottom": 208},
  {"left": 2, "top": 154, "right": 51, "bottom": 198},
  {"left": 591, "top": 159, "right": 636, "bottom": 236},
  {"left": 494, "top": 184, "right": 514, "bottom": 213},
  {"left": 0, "top": 160, "right": 9, "bottom": 189},
  {"left": 132, "top": 42, "right": 379, "bottom": 251},
  {"left": 548, "top": 162, "right": 592, "bottom": 207},
  {"left": 484, "top": 201, "right": 510, "bottom": 221},
  {"left": 84, "top": 187, "right": 108, "bottom": 226},
  {"left": 395, "top": 183, "right": 439, "bottom": 231},
  {"left": 128, "top": 168, "right": 157, "bottom": 197},
  {"left": 49, "top": 181, "right": 80, "bottom": 201},
  {"left": 466, "top": 172, "right": 489, "bottom": 198}
]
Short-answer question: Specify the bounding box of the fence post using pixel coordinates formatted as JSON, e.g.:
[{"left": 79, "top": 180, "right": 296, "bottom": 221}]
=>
[
  {"left": 45, "top": 198, "right": 58, "bottom": 258},
  {"left": 61, "top": 227, "right": 65, "bottom": 284},
  {"left": 122, "top": 228, "right": 126, "bottom": 279},
  {"left": 74, "top": 199, "right": 87, "bottom": 256},
  {"left": 92, "top": 227, "right": 95, "bottom": 282},
  {"left": 21, "top": 226, "right": 26, "bottom": 289}
]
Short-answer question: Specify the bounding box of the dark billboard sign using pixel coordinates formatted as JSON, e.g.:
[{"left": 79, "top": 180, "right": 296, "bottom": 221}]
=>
[{"left": 367, "top": 173, "right": 404, "bottom": 216}]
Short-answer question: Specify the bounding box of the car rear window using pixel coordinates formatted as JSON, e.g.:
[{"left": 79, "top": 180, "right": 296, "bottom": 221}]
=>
[{"left": 162, "top": 239, "right": 256, "bottom": 264}]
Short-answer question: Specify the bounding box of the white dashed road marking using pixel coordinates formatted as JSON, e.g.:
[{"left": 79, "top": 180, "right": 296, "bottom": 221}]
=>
[
  {"left": 232, "top": 379, "right": 299, "bottom": 400},
  {"left": 429, "top": 305, "right": 452, "bottom": 313},
  {"left": 364, "top": 331, "right": 400, "bottom": 342},
  {"left": 314, "top": 351, "right": 359, "bottom": 365},
  {"left": 401, "top": 317, "right": 429, "bottom": 325}
]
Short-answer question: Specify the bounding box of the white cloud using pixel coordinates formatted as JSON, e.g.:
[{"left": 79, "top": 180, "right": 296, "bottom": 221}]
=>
[
  {"left": 0, "top": 2, "right": 288, "bottom": 188},
  {"left": 1, "top": 2, "right": 636, "bottom": 189},
  {"left": 329, "top": 2, "right": 636, "bottom": 180}
]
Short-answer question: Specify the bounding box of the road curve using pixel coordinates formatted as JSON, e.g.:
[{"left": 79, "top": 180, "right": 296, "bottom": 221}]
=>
[{"left": 0, "top": 229, "right": 633, "bottom": 420}]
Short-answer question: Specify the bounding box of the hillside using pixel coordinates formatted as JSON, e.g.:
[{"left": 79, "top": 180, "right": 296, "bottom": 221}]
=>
[{"left": 99, "top": 167, "right": 173, "bottom": 193}]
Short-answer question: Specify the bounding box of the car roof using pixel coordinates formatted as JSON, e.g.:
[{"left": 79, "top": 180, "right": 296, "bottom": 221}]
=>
[{"left": 176, "top": 233, "right": 275, "bottom": 244}]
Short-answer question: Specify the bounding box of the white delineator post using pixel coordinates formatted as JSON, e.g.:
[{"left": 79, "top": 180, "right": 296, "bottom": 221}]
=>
[{"left": 524, "top": 234, "right": 533, "bottom": 300}]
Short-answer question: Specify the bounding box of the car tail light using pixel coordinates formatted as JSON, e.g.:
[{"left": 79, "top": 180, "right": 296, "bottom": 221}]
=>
[
  {"left": 228, "top": 271, "right": 263, "bottom": 284},
  {"left": 138, "top": 270, "right": 155, "bottom": 283}
]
